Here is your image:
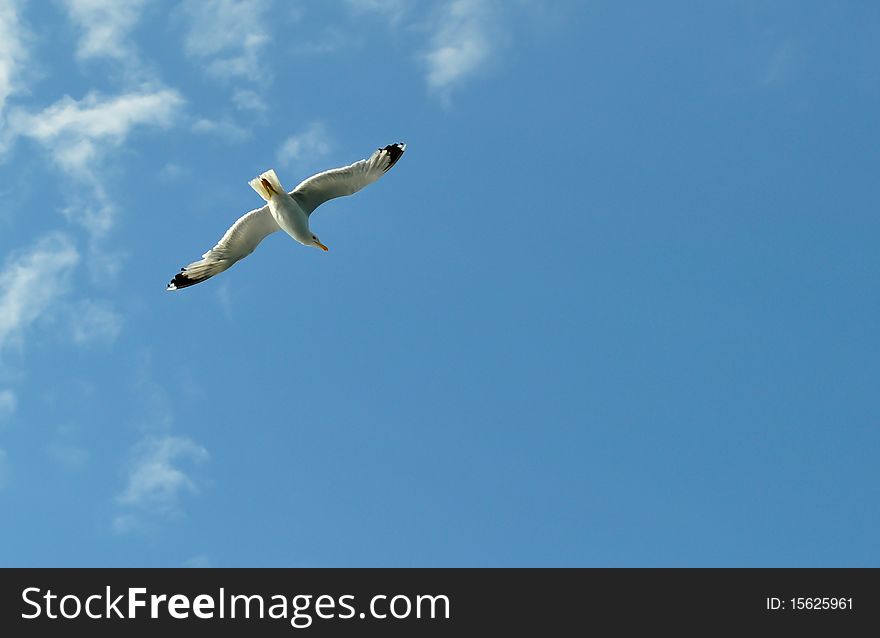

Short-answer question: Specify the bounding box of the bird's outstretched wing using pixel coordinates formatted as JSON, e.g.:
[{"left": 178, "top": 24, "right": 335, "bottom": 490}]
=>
[
  {"left": 167, "top": 206, "right": 280, "bottom": 290},
  {"left": 291, "top": 143, "right": 406, "bottom": 216}
]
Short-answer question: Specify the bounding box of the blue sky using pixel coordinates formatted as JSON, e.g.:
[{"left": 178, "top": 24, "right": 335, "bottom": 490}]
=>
[{"left": 0, "top": 1, "right": 878, "bottom": 567}]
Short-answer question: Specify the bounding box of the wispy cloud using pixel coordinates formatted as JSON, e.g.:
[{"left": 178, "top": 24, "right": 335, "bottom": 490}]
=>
[
  {"left": 232, "top": 88, "right": 267, "bottom": 113},
  {"left": 61, "top": 0, "right": 147, "bottom": 70},
  {"left": 424, "top": 0, "right": 496, "bottom": 100},
  {"left": 341, "top": 0, "right": 517, "bottom": 102},
  {"left": 117, "top": 435, "right": 209, "bottom": 517},
  {"left": 181, "top": 0, "right": 273, "bottom": 82},
  {"left": 277, "top": 121, "right": 332, "bottom": 169},
  {"left": 0, "top": 233, "right": 80, "bottom": 354},
  {"left": 191, "top": 116, "right": 250, "bottom": 142},
  {"left": 0, "top": 0, "right": 27, "bottom": 135},
  {"left": 10, "top": 89, "right": 185, "bottom": 164},
  {"left": 67, "top": 299, "right": 122, "bottom": 345},
  {"left": 112, "top": 356, "right": 207, "bottom": 532},
  {"left": 0, "top": 389, "right": 15, "bottom": 421},
  {"left": 8, "top": 88, "right": 184, "bottom": 238}
]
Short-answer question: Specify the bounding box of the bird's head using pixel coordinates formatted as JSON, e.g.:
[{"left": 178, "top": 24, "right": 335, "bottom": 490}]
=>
[{"left": 310, "top": 233, "right": 329, "bottom": 251}]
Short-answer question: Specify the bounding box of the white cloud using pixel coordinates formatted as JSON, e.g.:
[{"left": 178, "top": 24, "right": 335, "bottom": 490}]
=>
[
  {"left": 232, "top": 88, "right": 266, "bottom": 113},
  {"left": 277, "top": 121, "right": 332, "bottom": 169},
  {"left": 111, "top": 357, "right": 204, "bottom": 533},
  {"left": 61, "top": 0, "right": 146, "bottom": 67},
  {"left": 181, "top": 0, "right": 272, "bottom": 82},
  {"left": 68, "top": 299, "right": 122, "bottom": 345},
  {"left": 0, "top": 233, "right": 80, "bottom": 354},
  {"left": 11, "top": 89, "right": 184, "bottom": 151},
  {"left": 0, "top": 0, "right": 26, "bottom": 118},
  {"left": 118, "top": 435, "right": 209, "bottom": 516},
  {"left": 8, "top": 88, "right": 184, "bottom": 237},
  {"left": 191, "top": 116, "right": 250, "bottom": 142},
  {"left": 342, "top": 0, "right": 515, "bottom": 101},
  {"left": 424, "top": 0, "right": 495, "bottom": 99},
  {"left": 0, "top": 389, "right": 15, "bottom": 421},
  {"left": 57, "top": 191, "right": 116, "bottom": 241}
]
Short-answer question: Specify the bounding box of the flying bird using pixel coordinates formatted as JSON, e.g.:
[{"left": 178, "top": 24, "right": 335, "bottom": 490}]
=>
[{"left": 167, "top": 142, "right": 406, "bottom": 290}]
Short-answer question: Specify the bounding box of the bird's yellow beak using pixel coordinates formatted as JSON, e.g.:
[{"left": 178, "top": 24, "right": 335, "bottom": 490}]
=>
[{"left": 315, "top": 240, "right": 329, "bottom": 252}]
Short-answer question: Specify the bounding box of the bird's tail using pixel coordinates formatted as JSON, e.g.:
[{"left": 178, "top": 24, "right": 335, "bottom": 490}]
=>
[{"left": 248, "top": 169, "right": 285, "bottom": 201}]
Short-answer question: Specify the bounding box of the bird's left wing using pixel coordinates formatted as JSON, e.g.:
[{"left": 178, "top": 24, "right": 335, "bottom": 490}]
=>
[
  {"left": 167, "top": 205, "right": 280, "bottom": 290},
  {"left": 290, "top": 143, "right": 406, "bottom": 216}
]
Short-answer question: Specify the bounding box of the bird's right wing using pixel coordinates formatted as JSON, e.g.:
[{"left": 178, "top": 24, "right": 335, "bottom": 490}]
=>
[
  {"left": 290, "top": 143, "right": 406, "bottom": 216},
  {"left": 167, "top": 205, "right": 281, "bottom": 290}
]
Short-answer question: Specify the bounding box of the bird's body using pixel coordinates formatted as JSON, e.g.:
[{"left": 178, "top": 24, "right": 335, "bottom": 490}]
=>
[
  {"left": 167, "top": 142, "right": 406, "bottom": 290},
  {"left": 249, "top": 168, "right": 318, "bottom": 248},
  {"left": 269, "top": 192, "right": 311, "bottom": 246}
]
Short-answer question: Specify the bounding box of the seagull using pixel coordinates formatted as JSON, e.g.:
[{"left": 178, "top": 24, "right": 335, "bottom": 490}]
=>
[{"left": 167, "top": 142, "right": 406, "bottom": 290}]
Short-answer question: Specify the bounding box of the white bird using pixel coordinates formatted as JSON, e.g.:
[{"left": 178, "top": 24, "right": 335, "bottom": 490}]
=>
[{"left": 167, "top": 142, "right": 406, "bottom": 290}]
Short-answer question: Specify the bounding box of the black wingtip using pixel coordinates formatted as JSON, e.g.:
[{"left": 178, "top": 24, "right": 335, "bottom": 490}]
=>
[
  {"left": 381, "top": 142, "right": 406, "bottom": 172},
  {"left": 167, "top": 270, "right": 206, "bottom": 291}
]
